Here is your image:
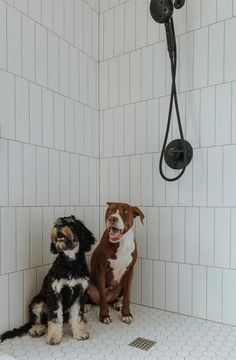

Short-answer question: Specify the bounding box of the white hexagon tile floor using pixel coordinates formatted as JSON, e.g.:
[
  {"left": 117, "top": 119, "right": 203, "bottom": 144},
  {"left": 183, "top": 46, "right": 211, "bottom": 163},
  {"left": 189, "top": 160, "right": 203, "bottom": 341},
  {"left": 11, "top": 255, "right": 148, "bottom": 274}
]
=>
[{"left": 1, "top": 304, "right": 236, "bottom": 360}]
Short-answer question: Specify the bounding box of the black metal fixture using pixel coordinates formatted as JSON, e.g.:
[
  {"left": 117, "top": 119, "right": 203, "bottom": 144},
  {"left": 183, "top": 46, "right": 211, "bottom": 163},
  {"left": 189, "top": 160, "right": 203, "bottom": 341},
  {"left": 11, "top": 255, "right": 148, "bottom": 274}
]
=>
[{"left": 150, "top": 0, "right": 193, "bottom": 182}]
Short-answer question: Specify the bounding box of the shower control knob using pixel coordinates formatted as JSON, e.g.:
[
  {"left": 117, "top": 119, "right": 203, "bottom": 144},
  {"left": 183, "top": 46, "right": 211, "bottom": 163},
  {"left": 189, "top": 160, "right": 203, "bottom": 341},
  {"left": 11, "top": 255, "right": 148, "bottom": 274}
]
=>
[{"left": 164, "top": 139, "right": 193, "bottom": 170}]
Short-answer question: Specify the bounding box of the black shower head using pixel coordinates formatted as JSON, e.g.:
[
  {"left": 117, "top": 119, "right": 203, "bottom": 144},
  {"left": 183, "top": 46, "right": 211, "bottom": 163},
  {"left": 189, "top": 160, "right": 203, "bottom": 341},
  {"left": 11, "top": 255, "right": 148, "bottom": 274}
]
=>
[{"left": 150, "top": 0, "right": 185, "bottom": 23}]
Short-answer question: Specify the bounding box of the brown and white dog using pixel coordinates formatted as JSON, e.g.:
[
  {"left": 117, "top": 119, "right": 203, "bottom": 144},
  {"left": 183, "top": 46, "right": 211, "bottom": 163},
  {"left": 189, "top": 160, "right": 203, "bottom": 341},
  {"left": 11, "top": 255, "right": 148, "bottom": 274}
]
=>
[{"left": 88, "top": 202, "right": 144, "bottom": 325}]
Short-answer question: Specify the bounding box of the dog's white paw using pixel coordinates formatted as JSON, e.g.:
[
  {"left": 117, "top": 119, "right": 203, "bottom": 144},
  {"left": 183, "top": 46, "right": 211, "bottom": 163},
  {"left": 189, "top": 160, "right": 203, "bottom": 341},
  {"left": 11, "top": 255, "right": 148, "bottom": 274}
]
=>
[
  {"left": 84, "top": 304, "right": 91, "bottom": 313},
  {"left": 100, "top": 315, "right": 112, "bottom": 325},
  {"left": 122, "top": 315, "right": 133, "bottom": 324},
  {"left": 29, "top": 324, "right": 46, "bottom": 337},
  {"left": 47, "top": 322, "right": 63, "bottom": 345},
  {"left": 74, "top": 329, "right": 90, "bottom": 340}
]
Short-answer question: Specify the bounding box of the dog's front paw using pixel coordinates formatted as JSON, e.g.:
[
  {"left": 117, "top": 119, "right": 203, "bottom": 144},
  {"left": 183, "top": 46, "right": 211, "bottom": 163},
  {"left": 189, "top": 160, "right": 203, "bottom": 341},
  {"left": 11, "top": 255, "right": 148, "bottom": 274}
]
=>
[
  {"left": 100, "top": 314, "right": 112, "bottom": 325},
  {"left": 121, "top": 313, "right": 133, "bottom": 324},
  {"left": 47, "top": 322, "right": 63, "bottom": 345},
  {"left": 47, "top": 334, "right": 62, "bottom": 345},
  {"left": 29, "top": 324, "right": 46, "bottom": 337},
  {"left": 74, "top": 329, "right": 90, "bottom": 340}
]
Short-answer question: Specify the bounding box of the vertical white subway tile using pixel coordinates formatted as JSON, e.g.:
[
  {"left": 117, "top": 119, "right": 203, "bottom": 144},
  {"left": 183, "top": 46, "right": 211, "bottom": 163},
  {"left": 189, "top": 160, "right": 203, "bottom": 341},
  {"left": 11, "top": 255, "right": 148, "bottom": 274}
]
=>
[
  {"left": 70, "top": 46, "right": 79, "bottom": 101},
  {"left": 147, "top": 99, "right": 159, "bottom": 153},
  {"left": 209, "top": 22, "right": 224, "bottom": 85},
  {"left": 0, "top": 1, "right": 6, "bottom": 69},
  {"left": 64, "top": 0, "right": 74, "bottom": 44},
  {"left": 84, "top": 3, "right": 92, "bottom": 57},
  {"left": 217, "top": 0, "right": 233, "bottom": 21},
  {"left": 74, "top": 0, "right": 84, "bottom": 50},
  {"left": 232, "top": 82, "right": 236, "bottom": 143},
  {"left": 37, "top": 147, "right": 48, "bottom": 206},
  {"left": 223, "top": 269, "right": 236, "bottom": 325},
  {"left": 59, "top": 39, "right": 69, "bottom": 97},
  {"left": 225, "top": 18, "right": 236, "bottom": 82},
  {"left": 179, "top": 162, "right": 193, "bottom": 206},
  {"left": 30, "top": 207, "right": 43, "bottom": 268},
  {"left": 114, "top": 107, "right": 124, "bottom": 157},
  {"left": 216, "top": 83, "right": 232, "bottom": 145},
  {"left": 179, "top": 264, "right": 192, "bottom": 316},
  {"left": 200, "top": 208, "right": 214, "bottom": 266},
  {"left": 141, "top": 154, "right": 152, "bottom": 206},
  {"left": 194, "top": 27, "right": 208, "bottom": 89},
  {"left": 153, "top": 153, "right": 166, "bottom": 206},
  {"left": 89, "top": 158, "right": 98, "bottom": 206},
  {"left": 99, "top": 12, "right": 104, "bottom": 61},
  {"left": 186, "top": 0, "right": 201, "bottom": 31},
  {"left": 174, "top": 2, "right": 187, "bottom": 35},
  {"left": 17, "top": 208, "right": 30, "bottom": 270},
  {"left": 130, "top": 259, "right": 141, "bottom": 304},
  {"left": 88, "top": 58, "right": 97, "bottom": 109},
  {"left": 0, "top": 139, "right": 8, "bottom": 206},
  {"left": 60, "top": 152, "right": 70, "bottom": 206},
  {"left": 125, "top": 0, "right": 135, "bottom": 52},
  {"left": 215, "top": 208, "right": 230, "bottom": 268},
  {"left": 42, "top": 0, "right": 53, "bottom": 30},
  {"left": 124, "top": 104, "right": 135, "bottom": 155},
  {"left": 42, "top": 207, "right": 54, "bottom": 265},
  {"left": 9, "top": 141, "right": 22, "bottom": 206},
  {"left": 92, "top": 110, "right": 99, "bottom": 158},
  {"left": 159, "top": 208, "right": 171, "bottom": 261},
  {"left": 48, "top": 32, "right": 59, "bottom": 91},
  {"left": 0, "top": 70, "right": 15, "bottom": 140},
  {"left": 16, "top": 77, "right": 29, "bottom": 143},
  {"left": 172, "top": 208, "right": 185, "bottom": 263},
  {"left": 223, "top": 146, "right": 236, "bottom": 206},
  {"left": 100, "top": 159, "right": 109, "bottom": 206},
  {"left": 153, "top": 42, "right": 166, "bottom": 98},
  {"left": 141, "top": 46, "right": 153, "bottom": 101},
  {"left": 54, "top": 93, "right": 65, "bottom": 151},
  {"left": 36, "top": 266, "right": 49, "bottom": 293},
  {"left": 23, "top": 144, "right": 36, "bottom": 206},
  {"left": 200, "top": 86, "right": 215, "bottom": 147},
  {"left": 108, "top": 157, "right": 119, "bottom": 202},
  {"left": 119, "top": 54, "right": 130, "bottom": 106},
  {"left": 114, "top": 4, "right": 124, "bottom": 56},
  {"left": 7, "top": 6, "right": 21, "bottom": 75},
  {"left": 147, "top": 207, "right": 158, "bottom": 260},
  {"left": 29, "top": 0, "right": 41, "bottom": 22},
  {"left": 104, "top": 9, "right": 114, "bottom": 59},
  {"left": 79, "top": 52, "right": 88, "bottom": 105},
  {"left": 135, "top": 207, "right": 146, "bottom": 258},
  {"left": 165, "top": 167, "right": 179, "bottom": 206},
  {"left": 119, "top": 157, "right": 130, "bottom": 203},
  {"left": 231, "top": 208, "right": 236, "bottom": 268},
  {"left": 130, "top": 50, "right": 141, "bottom": 103},
  {"left": 186, "top": 90, "right": 200, "bottom": 148},
  {"left": 208, "top": 147, "right": 223, "bottom": 206},
  {"left": 192, "top": 265, "right": 207, "bottom": 319},
  {"left": 49, "top": 149, "right": 59, "bottom": 206},
  {"left": 136, "top": 102, "right": 147, "bottom": 154},
  {"left": 103, "top": 109, "right": 113, "bottom": 157},
  {"left": 100, "top": 60, "right": 109, "bottom": 110},
  {"left": 53, "top": 0, "right": 64, "bottom": 37},
  {"left": 186, "top": 208, "right": 199, "bottom": 265},
  {"left": 207, "top": 267, "right": 222, "bottom": 322},
  {"left": 65, "top": 98, "right": 75, "bottom": 153},
  {"left": 23, "top": 268, "right": 36, "bottom": 321},
  {"left": 179, "top": 32, "right": 194, "bottom": 92},
  {"left": 42, "top": 88, "right": 53, "bottom": 148},
  {"left": 130, "top": 155, "right": 141, "bottom": 205},
  {"left": 22, "top": 15, "right": 35, "bottom": 82},
  {"left": 1, "top": 208, "right": 16, "bottom": 273},
  {"left": 141, "top": 259, "right": 153, "bottom": 307},
  {"left": 75, "top": 102, "right": 84, "bottom": 155},
  {"left": 166, "top": 262, "right": 178, "bottom": 312},
  {"left": 9, "top": 271, "right": 23, "bottom": 329},
  {"left": 136, "top": 0, "right": 147, "bottom": 49},
  {"left": 193, "top": 148, "right": 208, "bottom": 206},
  {"left": 153, "top": 261, "right": 165, "bottom": 310},
  {"left": 30, "top": 83, "right": 42, "bottom": 146},
  {"left": 35, "top": 24, "right": 47, "bottom": 87},
  {"left": 202, "top": 0, "right": 217, "bottom": 26},
  {"left": 92, "top": 11, "right": 99, "bottom": 60},
  {"left": 80, "top": 156, "right": 89, "bottom": 206},
  {"left": 0, "top": 275, "right": 9, "bottom": 333},
  {"left": 109, "top": 57, "right": 119, "bottom": 108}
]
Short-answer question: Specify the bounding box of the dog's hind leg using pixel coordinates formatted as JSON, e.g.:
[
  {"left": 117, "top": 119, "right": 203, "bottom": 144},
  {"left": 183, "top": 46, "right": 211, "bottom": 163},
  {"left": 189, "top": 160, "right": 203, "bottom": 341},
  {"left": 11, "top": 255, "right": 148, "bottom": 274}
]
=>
[
  {"left": 28, "top": 301, "right": 47, "bottom": 337},
  {"left": 69, "top": 301, "right": 89, "bottom": 340}
]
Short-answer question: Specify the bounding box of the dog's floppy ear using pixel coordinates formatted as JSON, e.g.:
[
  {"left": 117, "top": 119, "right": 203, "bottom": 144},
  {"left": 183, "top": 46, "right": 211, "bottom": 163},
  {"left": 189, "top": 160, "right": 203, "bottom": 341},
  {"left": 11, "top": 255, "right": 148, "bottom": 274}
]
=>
[
  {"left": 50, "top": 241, "right": 58, "bottom": 255},
  {"left": 132, "top": 206, "right": 145, "bottom": 224},
  {"left": 74, "top": 220, "right": 96, "bottom": 253}
]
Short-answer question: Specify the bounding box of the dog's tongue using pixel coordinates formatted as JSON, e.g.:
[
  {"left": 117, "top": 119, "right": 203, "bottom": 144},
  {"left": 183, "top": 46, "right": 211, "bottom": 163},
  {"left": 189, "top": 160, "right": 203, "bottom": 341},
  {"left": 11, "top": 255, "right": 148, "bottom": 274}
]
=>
[{"left": 109, "top": 227, "right": 122, "bottom": 240}]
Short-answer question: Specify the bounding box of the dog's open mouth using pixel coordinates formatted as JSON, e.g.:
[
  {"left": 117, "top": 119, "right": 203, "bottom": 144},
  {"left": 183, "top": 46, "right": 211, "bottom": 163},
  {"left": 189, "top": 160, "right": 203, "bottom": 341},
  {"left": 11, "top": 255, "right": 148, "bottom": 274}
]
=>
[{"left": 108, "top": 226, "right": 123, "bottom": 241}]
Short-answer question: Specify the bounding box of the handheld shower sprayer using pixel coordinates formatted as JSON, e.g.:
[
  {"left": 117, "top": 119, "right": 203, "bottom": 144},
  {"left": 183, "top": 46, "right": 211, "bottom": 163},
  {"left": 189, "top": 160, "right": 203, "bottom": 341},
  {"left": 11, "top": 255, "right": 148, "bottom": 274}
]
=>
[{"left": 150, "top": 0, "right": 193, "bottom": 182}]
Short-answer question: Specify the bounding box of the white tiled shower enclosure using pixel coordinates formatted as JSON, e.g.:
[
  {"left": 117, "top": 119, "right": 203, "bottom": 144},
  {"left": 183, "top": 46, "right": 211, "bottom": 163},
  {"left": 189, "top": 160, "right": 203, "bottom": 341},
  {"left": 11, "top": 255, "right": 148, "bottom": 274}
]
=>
[{"left": 0, "top": 0, "right": 236, "bottom": 347}]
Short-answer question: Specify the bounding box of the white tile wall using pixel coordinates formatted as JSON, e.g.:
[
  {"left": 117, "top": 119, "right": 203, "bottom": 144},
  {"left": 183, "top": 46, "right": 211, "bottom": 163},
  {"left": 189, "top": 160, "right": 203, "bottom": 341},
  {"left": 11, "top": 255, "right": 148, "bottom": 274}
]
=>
[
  {"left": 99, "top": 0, "right": 236, "bottom": 327},
  {"left": 0, "top": 0, "right": 99, "bottom": 334}
]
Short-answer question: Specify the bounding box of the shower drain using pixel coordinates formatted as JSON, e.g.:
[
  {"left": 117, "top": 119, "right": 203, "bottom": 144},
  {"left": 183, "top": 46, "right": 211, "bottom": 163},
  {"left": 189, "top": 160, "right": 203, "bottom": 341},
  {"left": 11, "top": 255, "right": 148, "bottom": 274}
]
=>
[{"left": 128, "top": 337, "right": 157, "bottom": 351}]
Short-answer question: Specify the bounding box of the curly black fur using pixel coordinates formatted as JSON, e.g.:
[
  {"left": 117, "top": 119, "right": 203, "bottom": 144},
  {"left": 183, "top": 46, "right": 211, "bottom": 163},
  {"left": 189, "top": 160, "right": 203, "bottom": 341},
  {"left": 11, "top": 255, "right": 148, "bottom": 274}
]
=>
[{"left": 0, "top": 215, "right": 95, "bottom": 343}]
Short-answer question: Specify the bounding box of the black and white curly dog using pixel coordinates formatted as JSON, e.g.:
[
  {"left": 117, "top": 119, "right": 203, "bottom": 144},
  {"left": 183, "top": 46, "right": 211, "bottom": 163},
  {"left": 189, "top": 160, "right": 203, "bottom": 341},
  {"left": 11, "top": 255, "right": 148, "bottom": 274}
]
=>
[{"left": 0, "top": 215, "right": 95, "bottom": 345}]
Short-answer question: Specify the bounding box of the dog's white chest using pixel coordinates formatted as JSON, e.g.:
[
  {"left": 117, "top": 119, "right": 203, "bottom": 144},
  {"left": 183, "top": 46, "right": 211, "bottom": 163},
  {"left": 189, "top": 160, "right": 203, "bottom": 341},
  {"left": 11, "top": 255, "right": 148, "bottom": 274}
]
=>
[
  {"left": 52, "top": 278, "right": 88, "bottom": 294},
  {"left": 109, "top": 229, "right": 135, "bottom": 283}
]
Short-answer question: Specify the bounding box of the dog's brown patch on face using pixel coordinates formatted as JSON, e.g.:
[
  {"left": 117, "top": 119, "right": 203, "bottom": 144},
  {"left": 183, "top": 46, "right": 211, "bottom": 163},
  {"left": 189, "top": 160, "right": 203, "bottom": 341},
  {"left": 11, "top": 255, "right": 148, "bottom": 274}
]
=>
[{"left": 60, "top": 226, "right": 73, "bottom": 240}]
